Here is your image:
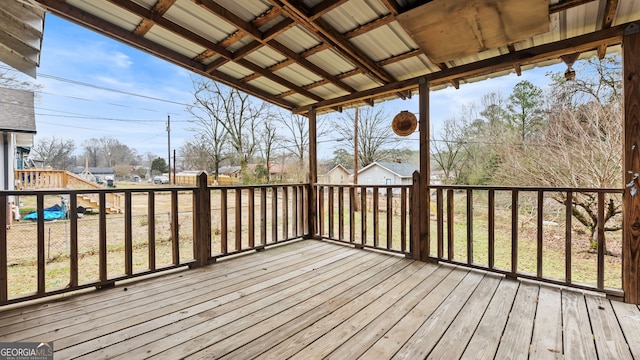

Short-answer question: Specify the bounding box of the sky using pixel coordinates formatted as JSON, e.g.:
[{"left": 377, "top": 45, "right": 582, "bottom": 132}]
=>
[{"left": 6, "top": 14, "right": 566, "bottom": 163}]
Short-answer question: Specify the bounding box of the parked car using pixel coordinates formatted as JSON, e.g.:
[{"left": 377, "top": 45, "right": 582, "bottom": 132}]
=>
[{"left": 153, "top": 175, "right": 169, "bottom": 184}]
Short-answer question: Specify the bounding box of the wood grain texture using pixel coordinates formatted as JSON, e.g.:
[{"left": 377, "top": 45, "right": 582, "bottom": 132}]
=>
[
  {"left": 623, "top": 29, "right": 640, "bottom": 304},
  {"left": 0, "top": 240, "right": 635, "bottom": 359}
]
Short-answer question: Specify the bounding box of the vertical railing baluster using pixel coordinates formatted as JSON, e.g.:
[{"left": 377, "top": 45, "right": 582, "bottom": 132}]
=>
[
  {"left": 488, "top": 189, "right": 495, "bottom": 269},
  {"left": 272, "top": 186, "right": 278, "bottom": 242},
  {"left": 597, "top": 192, "right": 605, "bottom": 290},
  {"left": 328, "top": 186, "right": 334, "bottom": 239},
  {"left": 565, "top": 191, "right": 572, "bottom": 284},
  {"left": 283, "top": 186, "right": 289, "bottom": 240},
  {"left": 537, "top": 191, "right": 544, "bottom": 278},
  {"left": 292, "top": 186, "right": 298, "bottom": 237},
  {"left": 511, "top": 190, "right": 519, "bottom": 276},
  {"left": 318, "top": 186, "right": 324, "bottom": 237},
  {"left": 148, "top": 192, "right": 156, "bottom": 270},
  {"left": 125, "top": 191, "right": 133, "bottom": 275},
  {"left": 235, "top": 189, "right": 242, "bottom": 251},
  {"left": 338, "top": 187, "right": 344, "bottom": 241},
  {"left": 349, "top": 187, "right": 355, "bottom": 243},
  {"left": 401, "top": 187, "right": 407, "bottom": 253},
  {"left": 260, "top": 187, "right": 267, "bottom": 245},
  {"left": 447, "top": 189, "right": 454, "bottom": 261},
  {"left": 99, "top": 192, "right": 107, "bottom": 283},
  {"left": 171, "top": 190, "right": 179, "bottom": 264},
  {"left": 221, "top": 188, "right": 228, "bottom": 254},
  {"left": 69, "top": 193, "right": 78, "bottom": 287},
  {"left": 387, "top": 187, "right": 393, "bottom": 250},
  {"left": 248, "top": 188, "right": 255, "bottom": 248},
  {"left": 0, "top": 194, "right": 8, "bottom": 302},
  {"left": 437, "top": 188, "right": 444, "bottom": 259},
  {"left": 361, "top": 187, "right": 367, "bottom": 247},
  {"left": 373, "top": 187, "right": 379, "bottom": 248},
  {"left": 37, "top": 194, "right": 45, "bottom": 293},
  {"left": 467, "top": 189, "right": 473, "bottom": 264}
]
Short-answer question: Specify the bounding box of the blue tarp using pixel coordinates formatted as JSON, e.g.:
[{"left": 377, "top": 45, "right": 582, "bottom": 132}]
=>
[{"left": 23, "top": 204, "right": 67, "bottom": 221}]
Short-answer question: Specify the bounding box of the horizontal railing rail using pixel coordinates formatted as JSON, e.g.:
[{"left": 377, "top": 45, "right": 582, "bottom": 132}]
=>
[{"left": 0, "top": 173, "right": 309, "bottom": 306}]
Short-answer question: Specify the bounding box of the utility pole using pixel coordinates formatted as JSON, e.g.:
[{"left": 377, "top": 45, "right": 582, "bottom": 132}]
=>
[{"left": 166, "top": 114, "right": 171, "bottom": 181}]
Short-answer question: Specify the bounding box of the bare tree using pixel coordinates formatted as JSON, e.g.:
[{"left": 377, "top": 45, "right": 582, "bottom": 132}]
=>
[
  {"left": 496, "top": 100, "right": 622, "bottom": 248},
  {"left": 431, "top": 119, "right": 465, "bottom": 184},
  {"left": 277, "top": 111, "right": 329, "bottom": 182},
  {"left": 333, "top": 107, "right": 397, "bottom": 167},
  {"left": 179, "top": 135, "right": 228, "bottom": 176},
  {"left": 189, "top": 78, "right": 269, "bottom": 172},
  {"left": 31, "top": 136, "right": 75, "bottom": 170},
  {"left": 81, "top": 138, "right": 101, "bottom": 167},
  {"left": 257, "top": 119, "right": 279, "bottom": 182}
]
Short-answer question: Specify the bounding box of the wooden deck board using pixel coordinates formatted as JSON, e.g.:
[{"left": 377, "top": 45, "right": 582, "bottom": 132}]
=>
[
  {"left": 563, "top": 289, "right": 599, "bottom": 359},
  {"left": 0, "top": 239, "right": 637, "bottom": 359},
  {"left": 586, "top": 295, "right": 633, "bottom": 359},
  {"left": 529, "top": 286, "right": 563, "bottom": 359},
  {"left": 611, "top": 301, "right": 640, "bottom": 358}
]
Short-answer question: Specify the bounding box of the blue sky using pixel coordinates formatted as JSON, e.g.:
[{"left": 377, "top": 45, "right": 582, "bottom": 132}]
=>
[{"left": 17, "top": 14, "right": 564, "bottom": 162}]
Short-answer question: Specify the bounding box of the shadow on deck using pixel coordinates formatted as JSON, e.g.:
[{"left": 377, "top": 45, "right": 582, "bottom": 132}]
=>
[{"left": 0, "top": 240, "right": 638, "bottom": 359}]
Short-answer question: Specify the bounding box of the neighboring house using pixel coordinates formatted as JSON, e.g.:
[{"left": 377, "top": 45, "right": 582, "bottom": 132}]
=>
[
  {"left": 357, "top": 160, "right": 419, "bottom": 191},
  {"left": 0, "top": 87, "right": 36, "bottom": 191},
  {"left": 71, "top": 166, "right": 116, "bottom": 183},
  {"left": 219, "top": 165, "right": 241, "bottom": 178},
  {"left": 320, "top": 164, "right": 352, "bottom": 184}
]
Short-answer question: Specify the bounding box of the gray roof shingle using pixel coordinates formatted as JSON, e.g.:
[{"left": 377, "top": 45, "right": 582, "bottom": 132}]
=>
[
  {"left": 375, "top": 161, "right": 419, "bottom": 178},
  {"left": 0, "top": 87, "right": 36, "bottom": 133}
]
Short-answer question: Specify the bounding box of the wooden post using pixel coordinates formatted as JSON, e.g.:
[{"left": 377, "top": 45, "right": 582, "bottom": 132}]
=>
[
  {"left": 418, "top": 78, "right": 430, "bottom": 261},
  {"left": 308, "top": 106, "right": 318, "bottom": 239},
  {"left": 193, "top": 172, "right": 211, "bottom": 267},
  {"left": 623, "top": 24, "right": 640, "bottom": 303}
]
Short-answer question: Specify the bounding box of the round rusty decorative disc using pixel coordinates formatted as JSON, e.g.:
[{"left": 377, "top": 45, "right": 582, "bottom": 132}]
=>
[{"left": 392, "top": 110, "right": 417, "bottom": 136}]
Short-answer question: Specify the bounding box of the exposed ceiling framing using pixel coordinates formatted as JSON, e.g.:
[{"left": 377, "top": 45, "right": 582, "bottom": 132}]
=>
[{"left": 17, "top": 0, "right": 638, "bottom": 114}]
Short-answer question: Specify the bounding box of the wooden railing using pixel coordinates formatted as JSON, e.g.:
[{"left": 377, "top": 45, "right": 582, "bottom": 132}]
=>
[
  {"left": 315, "top": 183, "right": 414, "bottom": 256},
  {"left": 15, "top": 170, "right": 123, "bottom": 212},
  {"left": 315, "top": 177, "right": 624, "bottom": 298},
  {"left": 0, "top": 173, "right": 307, "bottom": 306},
  {"left": 427, "top": 184, "right": 624, "bottom": 297}
]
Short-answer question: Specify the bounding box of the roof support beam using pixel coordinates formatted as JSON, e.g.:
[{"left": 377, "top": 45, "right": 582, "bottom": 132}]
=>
[
  {"left": 192, "top": 1, "right": 356, "bottom": 93},
  {"left": 275, "top": 0, "right": 395, "bottom": 84},
  {"left": 293, "top": 22, "right": 630, "bottom": 114},
  {"left": 598, "top": 0, "right": 620, "bottom": 58},
  {"left": 133, "top": 0, "right": 175, "bottom": 36},
  {"left": 35, "top": 0, "right": 297, "bottom": 110}
]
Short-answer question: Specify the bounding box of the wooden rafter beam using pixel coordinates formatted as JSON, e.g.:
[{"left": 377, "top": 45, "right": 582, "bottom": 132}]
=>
[
  {"left": 110, "top": 0, "right": 324, "bottom": 102},
  {"left": 549, "top": 0, "right": 596, "bottom": 14},
  {"left": 308, "top": 0, "right": 349, "bottom": 21},
  {"left": 276, "top": 0, "right": 394, "bottom": 84},
  {"left": 192, "top": 1, "right": 356, "bottom": 93},
  {"left": 293, "top": 22, "right": 631, "bottom": 114},
  {"left": 344, "top": 14, "right": 395, "bottom": 39},
  {"left": 34, "top": 0, "right": 297, "bottom": 110},
  {"left": 598, "top": 0, "right": 620, "bottom": 58},
  {"left": 379, "top": 0, "right": 400, "bottom": 15},
  {"left": 108, "top": 0, "right": 233, "bottom": 58},
  {"left": 133, "top": 0, "right": 175, "bottom": 36}
]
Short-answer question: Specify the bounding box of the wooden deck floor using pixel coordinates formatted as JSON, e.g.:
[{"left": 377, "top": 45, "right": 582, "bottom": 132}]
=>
[{"left": 1, "top": 240, "right": 639, "bottom": 359}]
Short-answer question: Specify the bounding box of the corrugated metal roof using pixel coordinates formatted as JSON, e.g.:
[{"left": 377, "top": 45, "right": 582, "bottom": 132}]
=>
[{"left": 20, "top": 0, "right": 640, "bottom": 113}]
